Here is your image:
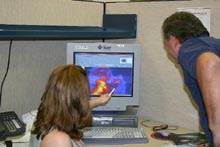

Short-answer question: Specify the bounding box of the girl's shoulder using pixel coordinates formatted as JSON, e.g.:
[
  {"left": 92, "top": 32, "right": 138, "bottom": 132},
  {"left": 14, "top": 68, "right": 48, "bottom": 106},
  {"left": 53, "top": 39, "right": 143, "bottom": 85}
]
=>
[{"left": 41, "top": 129, "right": 72, "bottom": 147}]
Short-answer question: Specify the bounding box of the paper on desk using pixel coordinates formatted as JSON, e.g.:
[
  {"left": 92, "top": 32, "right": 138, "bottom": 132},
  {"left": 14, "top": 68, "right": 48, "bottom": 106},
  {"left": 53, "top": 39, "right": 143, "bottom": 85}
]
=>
[{"left": 12, "top": 110, "right": 38, "bottom": 143}]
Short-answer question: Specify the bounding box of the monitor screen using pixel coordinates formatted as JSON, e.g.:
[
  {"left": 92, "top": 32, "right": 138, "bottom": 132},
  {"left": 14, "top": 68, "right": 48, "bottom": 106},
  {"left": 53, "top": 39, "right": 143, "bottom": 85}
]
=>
[
  {"left": 67, "top": 43, "right": 141, "bottom": 111},
  {"left": 75, "top": 52, "right": 133, "bottom": 97}
]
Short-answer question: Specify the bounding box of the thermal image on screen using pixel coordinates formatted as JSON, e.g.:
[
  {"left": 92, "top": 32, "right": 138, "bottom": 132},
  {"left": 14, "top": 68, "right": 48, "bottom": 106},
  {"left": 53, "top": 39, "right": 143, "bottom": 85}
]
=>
[
  {"left": 86, "top": 67, "right": 132, "bottom": 96},
  {"left": 74, "top": 52, "right": 134, "bottom": 97}
]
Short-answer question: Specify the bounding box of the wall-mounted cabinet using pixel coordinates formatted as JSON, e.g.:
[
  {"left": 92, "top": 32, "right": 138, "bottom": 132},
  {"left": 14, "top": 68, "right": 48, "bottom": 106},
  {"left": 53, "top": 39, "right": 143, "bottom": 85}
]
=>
[{"left": 0, "top": 14, "right": 137, "bottom": 40}]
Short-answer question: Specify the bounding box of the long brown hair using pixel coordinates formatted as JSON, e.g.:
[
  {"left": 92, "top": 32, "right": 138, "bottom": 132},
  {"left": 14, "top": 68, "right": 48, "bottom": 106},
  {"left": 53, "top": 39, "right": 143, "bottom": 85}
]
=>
[{"left": 32, "top": 65, "right": 91, "bottom": 140}]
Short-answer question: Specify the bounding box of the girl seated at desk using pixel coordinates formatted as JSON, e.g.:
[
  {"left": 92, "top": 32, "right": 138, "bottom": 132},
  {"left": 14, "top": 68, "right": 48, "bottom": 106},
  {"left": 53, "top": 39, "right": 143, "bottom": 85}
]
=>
[{"left": 29, "top": 65, "right": 111, "bottom": 147}]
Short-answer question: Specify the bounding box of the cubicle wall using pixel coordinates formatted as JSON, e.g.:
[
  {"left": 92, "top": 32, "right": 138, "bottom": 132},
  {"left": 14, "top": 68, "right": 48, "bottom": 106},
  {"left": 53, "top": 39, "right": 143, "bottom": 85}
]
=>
[
  {"left": 0, "top": 0, "right": 103, "bottom": 116},
  {"left": 0, "top": 0, "right": 220, "bottom": 131},
  {"left": 105, "top": 0, "right": 220, "bottom": 131},
  {"left": 0, "top": 0, "right": 103, "bottom": 26}
]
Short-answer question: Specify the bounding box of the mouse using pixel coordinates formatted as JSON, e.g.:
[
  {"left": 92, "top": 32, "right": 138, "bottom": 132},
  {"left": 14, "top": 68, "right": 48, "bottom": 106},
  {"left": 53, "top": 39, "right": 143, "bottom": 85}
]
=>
[{"left": 155, "top": 130, "right": 171, "bottom": 137}]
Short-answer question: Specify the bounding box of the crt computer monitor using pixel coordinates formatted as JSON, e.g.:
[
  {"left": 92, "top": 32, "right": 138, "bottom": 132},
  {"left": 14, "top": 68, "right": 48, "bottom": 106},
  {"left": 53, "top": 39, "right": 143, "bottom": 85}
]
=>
[{"left": 67, "top": 43, "right": 141, "bottom": 112}]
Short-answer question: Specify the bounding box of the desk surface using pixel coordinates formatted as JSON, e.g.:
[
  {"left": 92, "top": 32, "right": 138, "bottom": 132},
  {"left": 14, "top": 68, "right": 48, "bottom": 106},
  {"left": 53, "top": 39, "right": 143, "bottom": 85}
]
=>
[
  {"left": 1, "top": 120, "right": 200, "bottom": 147},
  {"left": 87, "top": 120, "right": 197, "bottom": 147}
]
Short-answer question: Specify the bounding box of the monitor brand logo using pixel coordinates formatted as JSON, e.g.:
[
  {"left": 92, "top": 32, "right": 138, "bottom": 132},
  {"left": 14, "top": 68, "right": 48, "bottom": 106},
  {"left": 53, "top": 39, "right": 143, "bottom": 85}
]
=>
[{"left": 97, "top": 44, "right": 111, "bottom": 50}]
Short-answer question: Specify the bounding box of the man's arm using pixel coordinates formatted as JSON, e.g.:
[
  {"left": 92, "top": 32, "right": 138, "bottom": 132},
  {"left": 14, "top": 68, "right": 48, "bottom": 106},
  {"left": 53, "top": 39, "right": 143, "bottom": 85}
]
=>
[{"left": 196, "top": 52, "right": 220, "bottom": 147}]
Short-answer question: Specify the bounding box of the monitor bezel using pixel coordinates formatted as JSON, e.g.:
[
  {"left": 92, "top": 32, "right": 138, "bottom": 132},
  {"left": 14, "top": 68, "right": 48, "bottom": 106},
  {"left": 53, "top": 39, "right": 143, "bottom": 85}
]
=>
[{"left": 67, "top": 43, "right": 141, "bottom": 111}]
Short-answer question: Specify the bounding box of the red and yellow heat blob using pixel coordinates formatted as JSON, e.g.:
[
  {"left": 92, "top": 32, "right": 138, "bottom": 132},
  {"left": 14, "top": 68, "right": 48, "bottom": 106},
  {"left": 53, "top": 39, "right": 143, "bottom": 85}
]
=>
[{"left": 90, "top": 67, "right": 111, "bottom": 95}]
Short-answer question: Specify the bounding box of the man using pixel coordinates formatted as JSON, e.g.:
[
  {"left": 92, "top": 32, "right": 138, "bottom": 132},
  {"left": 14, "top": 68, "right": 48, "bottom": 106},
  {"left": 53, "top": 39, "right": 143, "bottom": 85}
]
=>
[{"left": 162, "top": 11, "right": 220, "bottom": 147}]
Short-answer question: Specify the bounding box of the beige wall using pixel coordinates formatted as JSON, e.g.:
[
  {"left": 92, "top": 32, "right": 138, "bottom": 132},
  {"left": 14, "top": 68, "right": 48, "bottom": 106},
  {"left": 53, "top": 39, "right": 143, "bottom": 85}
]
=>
[
  {"left": 0, "top": 0, "right": 103, "bottom": 116},
  {"left": 0, "top": 0, "right": 220, "bottom": 131},
  {"left": 0, "top": 0, "right": 103, "bottom": 26},
  {"left": 105, "top": 0, "right": 220, "bottom": 131}
]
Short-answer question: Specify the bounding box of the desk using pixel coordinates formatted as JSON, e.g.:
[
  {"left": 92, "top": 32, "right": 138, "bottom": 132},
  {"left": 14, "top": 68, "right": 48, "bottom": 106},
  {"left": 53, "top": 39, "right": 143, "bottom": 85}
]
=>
[
  {"left": 0, "top": 135, "right": 29, "bottom": 147},
  {"left": 0, "top": 120, "right": 199, "bottom": 147},
  {"left": 87, "top": 120, "right": 197, "bottom": 147}
]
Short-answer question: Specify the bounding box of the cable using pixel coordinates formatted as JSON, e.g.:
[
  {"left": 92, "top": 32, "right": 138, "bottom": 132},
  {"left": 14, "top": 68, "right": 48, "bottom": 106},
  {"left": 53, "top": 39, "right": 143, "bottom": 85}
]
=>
[
  {"left": 0, "top": 40, "right": 13, "bottom": 106},
  {"left": 102, "top": 2, "right": 107, "bottom": 42},
  {"left": 140, "top": 120, "right": 179, "bottom": 131}
]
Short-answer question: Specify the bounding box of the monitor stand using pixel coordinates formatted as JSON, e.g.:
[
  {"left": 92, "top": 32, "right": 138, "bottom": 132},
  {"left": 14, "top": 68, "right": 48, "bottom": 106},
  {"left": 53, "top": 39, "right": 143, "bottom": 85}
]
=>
[{"left": 92, "top": 106, "right": 138, "bottom": 128}]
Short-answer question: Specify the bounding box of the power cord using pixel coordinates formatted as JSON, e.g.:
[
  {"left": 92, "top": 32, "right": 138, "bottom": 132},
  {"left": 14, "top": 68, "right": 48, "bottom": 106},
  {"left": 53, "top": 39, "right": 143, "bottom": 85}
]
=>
[
  {"left": 0, "top": 40, "right": 13, "bottom": 106},
  {"left": 140, "top": 120, "right": 178, "bottom": 131}
]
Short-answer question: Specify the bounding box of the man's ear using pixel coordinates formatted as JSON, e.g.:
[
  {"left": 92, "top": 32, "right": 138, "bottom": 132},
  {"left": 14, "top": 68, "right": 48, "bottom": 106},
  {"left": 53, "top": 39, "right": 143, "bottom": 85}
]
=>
[
  {"left": 169, "top": 35, "right": 180, "bottom": 47},
  {"left": 169, "top": 35, "right": 177, "bottom": 42}
]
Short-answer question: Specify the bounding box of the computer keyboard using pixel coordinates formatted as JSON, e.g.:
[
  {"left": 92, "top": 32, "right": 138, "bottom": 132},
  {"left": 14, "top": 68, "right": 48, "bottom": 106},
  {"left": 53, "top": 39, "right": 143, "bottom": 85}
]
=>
[{"left": 82, "top": 127, "right": 148, "bottom": 145}]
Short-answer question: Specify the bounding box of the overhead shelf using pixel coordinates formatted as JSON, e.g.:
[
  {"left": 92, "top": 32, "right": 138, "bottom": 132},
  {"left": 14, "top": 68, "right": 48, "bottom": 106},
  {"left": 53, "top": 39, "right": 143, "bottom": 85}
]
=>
[{"left": 0, "top": 14, "right": 137, "bottom": 40}]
